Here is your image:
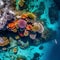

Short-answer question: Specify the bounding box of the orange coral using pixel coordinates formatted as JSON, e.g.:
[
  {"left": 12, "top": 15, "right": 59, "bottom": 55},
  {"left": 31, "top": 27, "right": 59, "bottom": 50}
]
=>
[
  {"left": 0, "top": 37, "right": 9, "bottom": 46},
  {"left": 7, "top": 20, "right": 18, "bottom": 30},
  {"left": 14, "top": 20, "right": 18, "bottom": 25},
  {"left": 21, "top": 14, "right": 28, "bottom": 19},
  {"left": 7, "top": 23, "right": 16, "bottom": 29},
  {"left": 26, "top": 24, "right": 32, "bottom": 30}
]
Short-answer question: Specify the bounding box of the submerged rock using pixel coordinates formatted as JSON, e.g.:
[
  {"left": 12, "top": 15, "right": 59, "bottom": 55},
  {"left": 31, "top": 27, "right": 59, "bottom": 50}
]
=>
[
  {"left": 34, "top": 52, "right": 40, "bottom": 58},
  {"left": 48, "top": 5, "right": 59, "bottom": 24},
  {"left": 39, "top": 45, "right": 44, "bottom": 50},
  {"left": 31, "top": 52, "right": 40, "bottom": 60}
]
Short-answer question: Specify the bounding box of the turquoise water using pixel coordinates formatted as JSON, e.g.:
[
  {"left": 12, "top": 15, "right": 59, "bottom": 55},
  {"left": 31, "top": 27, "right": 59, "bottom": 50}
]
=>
[{"left": 0, "top": 0, "right": 59, "bottom": 60}]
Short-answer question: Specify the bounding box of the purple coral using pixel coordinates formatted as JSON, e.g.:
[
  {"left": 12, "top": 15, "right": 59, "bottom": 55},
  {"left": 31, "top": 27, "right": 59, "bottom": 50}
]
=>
[{"left": 18, "top": 19, "right": 27, "bottom": 28}]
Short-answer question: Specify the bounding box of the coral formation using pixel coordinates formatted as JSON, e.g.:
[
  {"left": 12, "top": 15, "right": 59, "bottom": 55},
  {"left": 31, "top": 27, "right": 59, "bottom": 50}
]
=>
[
  {"left": 13, "top": 47, "right": 18, "bottom": 54},
  {"left": 0, "top": 37, "right": 9, "bottom": 46},
  {"left": 15, "top": 35, "right": 20, "bottom": 40},
  {"left": 0, "top": 0, "right": 58, "bottom": 60},
  {"left": 18, "top": 0, "right": 25, "bottom": 7},
  {"left": 0, "top": 0, "right": 57, "bottom": 57},
  {"left": 16, "top": 55, "right": 27, "bottom": 60},
  {"left": 18, "top": 19, "right": 27, "bottom": 28}
]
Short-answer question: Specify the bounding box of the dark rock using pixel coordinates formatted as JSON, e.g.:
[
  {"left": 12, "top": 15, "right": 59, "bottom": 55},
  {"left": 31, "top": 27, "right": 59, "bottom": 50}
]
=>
[
  {"left": 53, "top": 0, "right": 60, "bottom": 10},
  {"left": 48, "top": 5, "right": 59, "bottom": 24},
  {"left": 31, "top": 52, "right": 40, "bottom": 60},
  {"left": 39, "top": 45, "right": 44, "bottom": 50},
  {"left": 36, "top": 32, "right": 41, "bottom": 39},
  {"left": 38, "top": 2, "right": 45, "bottom": 15},
  {"left": 34, "top": 2, "right": 45, "bottom": 18},
  {"left": 34, "top": 52, "right": 40, "bottom": 58},
  {"left": 38, "top": 2, "right": 45, "bottom": 10}
]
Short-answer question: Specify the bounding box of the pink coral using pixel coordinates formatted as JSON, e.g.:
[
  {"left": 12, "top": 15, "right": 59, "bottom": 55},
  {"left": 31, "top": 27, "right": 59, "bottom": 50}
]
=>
[{"left": 18, "top": 19, "right": 27, "bottom": 28}]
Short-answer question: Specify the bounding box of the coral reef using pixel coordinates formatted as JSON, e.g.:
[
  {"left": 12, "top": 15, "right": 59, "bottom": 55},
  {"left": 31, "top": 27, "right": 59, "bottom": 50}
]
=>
[
  {"left": 16, "top": 55, "right": 27, "bottom": 60},
  {"left": 0, "top": 0, "right": 57, "bottom": 58},
  {"left": 18, "top": 0, "right": 25, "bottom": 7},
  {"left": 15, "top": 35, "right": 20, "bottom": 40},
  {"left": 16, "top": 0, "right": 28, "bottom": 10},
  {"left": 0, "top": 0, "right": 58, "bottom": 60},
  {"left": 13, "top": 47, "right": 18, "bottom": 54},
  {"left": 0, "top": 37, "right": 9, "bottom": 46}
]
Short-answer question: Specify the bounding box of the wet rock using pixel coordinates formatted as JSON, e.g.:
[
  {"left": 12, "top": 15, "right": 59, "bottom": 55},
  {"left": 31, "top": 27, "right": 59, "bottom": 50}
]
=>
[{"left": 48, "top": 5, "right": 59, "bottom": 24}]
